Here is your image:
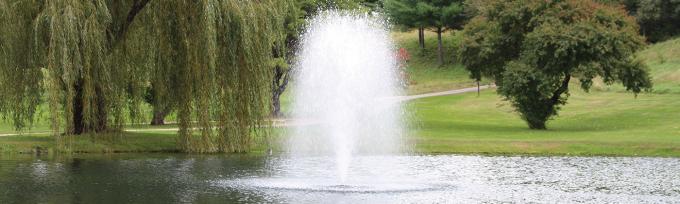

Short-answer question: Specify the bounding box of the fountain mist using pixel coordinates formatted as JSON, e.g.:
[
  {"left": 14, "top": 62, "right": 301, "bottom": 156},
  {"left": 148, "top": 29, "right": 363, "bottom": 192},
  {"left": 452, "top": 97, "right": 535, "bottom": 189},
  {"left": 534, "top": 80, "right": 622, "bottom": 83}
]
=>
[{"left": 288, "top": 11, "right": 405, "bottom": 182}]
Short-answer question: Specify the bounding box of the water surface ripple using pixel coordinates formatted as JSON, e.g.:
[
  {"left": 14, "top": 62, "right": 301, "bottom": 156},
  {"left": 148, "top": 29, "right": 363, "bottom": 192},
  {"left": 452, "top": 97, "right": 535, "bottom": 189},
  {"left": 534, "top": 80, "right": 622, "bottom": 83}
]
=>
[{"left": 1, "top": 154, "right": 679, "bottom": 203}]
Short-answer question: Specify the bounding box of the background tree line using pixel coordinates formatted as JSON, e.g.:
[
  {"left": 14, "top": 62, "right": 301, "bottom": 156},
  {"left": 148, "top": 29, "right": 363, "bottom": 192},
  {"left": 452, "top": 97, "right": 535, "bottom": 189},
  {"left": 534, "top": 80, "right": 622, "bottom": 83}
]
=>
[
  {"left": 385, "top": 0, "right": 680, "bottom": 46},
  {"left": 602, "top": 0, "right": 680, "bottom": 42}
]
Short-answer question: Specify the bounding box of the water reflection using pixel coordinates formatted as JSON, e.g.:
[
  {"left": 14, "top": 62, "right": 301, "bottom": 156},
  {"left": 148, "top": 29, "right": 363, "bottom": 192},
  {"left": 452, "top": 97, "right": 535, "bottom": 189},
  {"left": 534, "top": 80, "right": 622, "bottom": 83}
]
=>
[{"left": 0, "top": 154, "right": 679, "bottom": 203}]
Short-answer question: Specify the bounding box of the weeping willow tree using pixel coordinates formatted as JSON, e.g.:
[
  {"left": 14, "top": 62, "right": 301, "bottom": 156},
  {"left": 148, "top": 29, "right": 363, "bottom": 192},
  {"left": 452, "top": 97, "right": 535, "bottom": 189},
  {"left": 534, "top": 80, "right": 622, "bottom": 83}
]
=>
[
  {"left": 148, "top": 0, "right": 290, "bottom": 153},
  {"left": 4, "top": 0, "right": 150, "bottom": 137},
  {"left": 0, "top": 0, "right": 43, "bottom": 132},
  {"left": 0, "top": 0, "right": 290, "bottom": 153}
]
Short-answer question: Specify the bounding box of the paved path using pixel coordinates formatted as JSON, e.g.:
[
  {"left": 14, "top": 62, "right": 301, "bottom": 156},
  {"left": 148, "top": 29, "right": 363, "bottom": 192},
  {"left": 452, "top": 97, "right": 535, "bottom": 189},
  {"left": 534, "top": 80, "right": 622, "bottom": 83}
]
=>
[
  {"left": 0, "top": 85, "right": 494, "bottom": 136},
  {"left": 396, "top": 85, "right": 493, "bottom": 101}
]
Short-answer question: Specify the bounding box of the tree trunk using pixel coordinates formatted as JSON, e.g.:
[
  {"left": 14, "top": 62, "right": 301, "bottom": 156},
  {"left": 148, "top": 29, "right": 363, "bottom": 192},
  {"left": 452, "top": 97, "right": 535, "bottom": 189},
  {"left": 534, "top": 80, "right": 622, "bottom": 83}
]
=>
[
  {"left": 436, "top": 27, "right": 443, "bottom": 65},
  {"left": 150, "top": 108, "right": 169, "bottom": 125},
  {"left": 71, "top": 79, "right": 108, "bottom": 134},
  {"left": 271, "top": 91, "right": 282, "bottom": 117},
  {"left": 549, "top": 74, "right": 571, "bottom": 107},
  {"left": 527, "top": 74, "right": 571, "bottom": 130},
  {"left": 527, "top": 120, "right": 547, "bottom": 130},
  {"left": 271, "top": 65, "right": 290, "bottom": 117},
  {"left": 94, "top": 84, "right": 107, "bottom": 132},
  {"left": 72, "top": 80, "right": 85, "bottom": 135},
  {"left": 418, "top": 27, "right": 425, "bottom": 50}
]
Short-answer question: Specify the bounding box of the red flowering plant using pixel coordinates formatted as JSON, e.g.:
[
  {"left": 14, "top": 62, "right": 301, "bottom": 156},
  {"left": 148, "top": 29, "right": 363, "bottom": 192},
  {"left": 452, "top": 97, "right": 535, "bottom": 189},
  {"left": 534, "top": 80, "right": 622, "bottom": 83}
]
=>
[{"left": 395, "top": 48, "right": 411, "bottom": 88}]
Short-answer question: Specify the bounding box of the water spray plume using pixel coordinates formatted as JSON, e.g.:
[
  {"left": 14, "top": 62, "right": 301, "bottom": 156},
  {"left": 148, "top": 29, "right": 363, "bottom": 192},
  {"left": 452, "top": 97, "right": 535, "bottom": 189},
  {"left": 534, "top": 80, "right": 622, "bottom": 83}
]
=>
[{"left": 288, "top": 11, "right": 406, "bottom": 182}]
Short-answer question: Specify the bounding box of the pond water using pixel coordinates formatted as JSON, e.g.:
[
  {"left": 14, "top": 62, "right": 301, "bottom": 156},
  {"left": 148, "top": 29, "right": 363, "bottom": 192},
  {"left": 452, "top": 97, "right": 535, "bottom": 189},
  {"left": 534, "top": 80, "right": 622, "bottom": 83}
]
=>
[{"left": 1, "top": 154, "right": 679, "bottom": 203}]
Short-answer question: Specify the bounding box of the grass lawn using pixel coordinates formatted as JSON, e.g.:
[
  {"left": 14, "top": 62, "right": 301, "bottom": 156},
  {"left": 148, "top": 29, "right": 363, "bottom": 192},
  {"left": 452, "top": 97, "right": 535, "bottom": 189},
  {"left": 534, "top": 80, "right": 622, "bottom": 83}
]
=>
[
  {"left": 638, "top": 37, "right": 680, "bottom": 93},
  {"left": 408, "top": 89, "right": 680, "bottom": 157}
]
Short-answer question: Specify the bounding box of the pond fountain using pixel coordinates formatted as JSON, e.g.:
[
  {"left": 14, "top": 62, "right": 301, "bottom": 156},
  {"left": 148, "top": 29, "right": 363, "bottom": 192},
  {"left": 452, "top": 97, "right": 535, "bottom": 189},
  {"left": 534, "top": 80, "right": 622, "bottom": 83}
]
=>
[
  {"left": 230, "top": 10, "right": 429, "bottom": 193},
  {"left": 288, "top": 11, "right": 405, "bottom": 183}
]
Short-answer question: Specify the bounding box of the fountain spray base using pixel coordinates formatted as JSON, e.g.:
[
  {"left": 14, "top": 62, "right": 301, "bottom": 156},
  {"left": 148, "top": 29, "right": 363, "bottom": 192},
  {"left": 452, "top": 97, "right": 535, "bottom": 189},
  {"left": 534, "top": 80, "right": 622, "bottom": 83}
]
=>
[{"left": 222, "top": 178, "right": 452, "bottom": 193}]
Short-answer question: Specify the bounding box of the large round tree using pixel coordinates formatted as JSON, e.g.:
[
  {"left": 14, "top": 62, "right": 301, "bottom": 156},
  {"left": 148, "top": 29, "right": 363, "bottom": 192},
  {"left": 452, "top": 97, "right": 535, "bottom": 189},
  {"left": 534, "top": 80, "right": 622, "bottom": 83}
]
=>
[{"left": 459, "top": 0, "right": 652, "bottom": 129}]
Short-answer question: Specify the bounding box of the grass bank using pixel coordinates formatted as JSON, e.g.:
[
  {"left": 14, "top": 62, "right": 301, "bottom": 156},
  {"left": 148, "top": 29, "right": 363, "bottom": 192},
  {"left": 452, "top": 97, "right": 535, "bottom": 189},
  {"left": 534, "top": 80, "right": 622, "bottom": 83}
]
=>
[
  {"left": 408, "top": 89, "right": 680, "bottom": 157},
  {"left": 0, "top": 132, "right": 178, "bottom": 154},
  {"left": 0, "top": 129, "right": 277, "bottom": 155},
  {"left": 638, "top": 37, "right": 680, "bottom": 93}
]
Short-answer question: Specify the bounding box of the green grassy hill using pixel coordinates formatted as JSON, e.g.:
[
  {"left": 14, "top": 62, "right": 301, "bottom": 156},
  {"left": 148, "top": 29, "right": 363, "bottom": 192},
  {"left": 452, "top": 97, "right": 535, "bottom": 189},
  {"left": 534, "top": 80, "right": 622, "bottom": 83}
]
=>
[
  {"left": 638, "top": 37, "right": 680, "bottom": 93},
  {"left": 409, "top": 37, "right": 680, "bottom": 156},
  {"left": 392, "top": 30, "right": 486, "bottom": 94}
]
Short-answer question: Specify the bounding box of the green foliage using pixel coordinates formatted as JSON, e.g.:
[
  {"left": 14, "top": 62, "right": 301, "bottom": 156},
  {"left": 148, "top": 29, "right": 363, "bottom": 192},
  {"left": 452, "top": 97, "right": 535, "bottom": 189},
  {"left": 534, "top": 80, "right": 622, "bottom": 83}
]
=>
[
  {"left": 0, "top": 0, "right": 43, "bottom": 131},
  {"left": 459, "top": 0, "right": 652, "bottom": 129},
  {"left": 599, "top": 0, "right": 680, "bottom": 42},
  {"left": 498, "top": 61, "right": 571, "bottom": 129},
  {"left": 384, "top": 0, "right": 422, "bottom": 28},
  {"left": 298, "top": 0, "right": 367, "bottom": 15},
  {"left": 140, "top": 0, "right": 289, "bottom": 153},
  {"left": 384, "top": 0, "right": 466, "bottom": 29},
  {"left": 0, "top": 0, "right": 290, "bottom": 153},
  {"left": 636, "top": 0, "right": 680, "bottom": 42},
  {"left": 385, "top": 0, "right": 467, "bottom": 65},
  {"left": 26, "top": 0, "right": 126, "bottom": 136}
]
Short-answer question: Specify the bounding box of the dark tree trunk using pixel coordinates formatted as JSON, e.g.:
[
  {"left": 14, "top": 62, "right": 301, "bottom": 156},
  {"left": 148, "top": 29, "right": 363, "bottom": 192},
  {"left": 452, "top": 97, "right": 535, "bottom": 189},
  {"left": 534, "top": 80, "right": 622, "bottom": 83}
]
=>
[
  {"left": 527, "top": 119, "right": 547, "bottom": 130},
  {"left": 436, "top": 27, "right": 443, "bottom": 65},
  {"left": 271, "top": 90, "right": 282, "bottom": 117},
  {"left": 549, "top": 74, "right": 571, "bottom": 106},
  {"left": 95, "top": 84, "right": 107, "bottom": 132},
  {"left": 150, "top": 109, "right": 168, "bottom": 125},
  {"left": 271, "top": 65, "right": 290, "bottom": 117},
  {"left": 110, "top": 0, "right": 151, "bottom": 48},
  {"left": 72, "top": 79, "right": 85, "bottom": 135},
  {"left": 150, "top": 102, "right": 172, "bottom": 126},
  {"left": 146, "top": 82, "right": 175, "bottom": 126},
  {"left": 527, "top": 74, "right": 571, "bottom": 130},
  {"left": 418, "top": 27, "right": 425, "bottom": 50},
  {"left": 71, "top": 79, "right": 108, "bottom": 134}
]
